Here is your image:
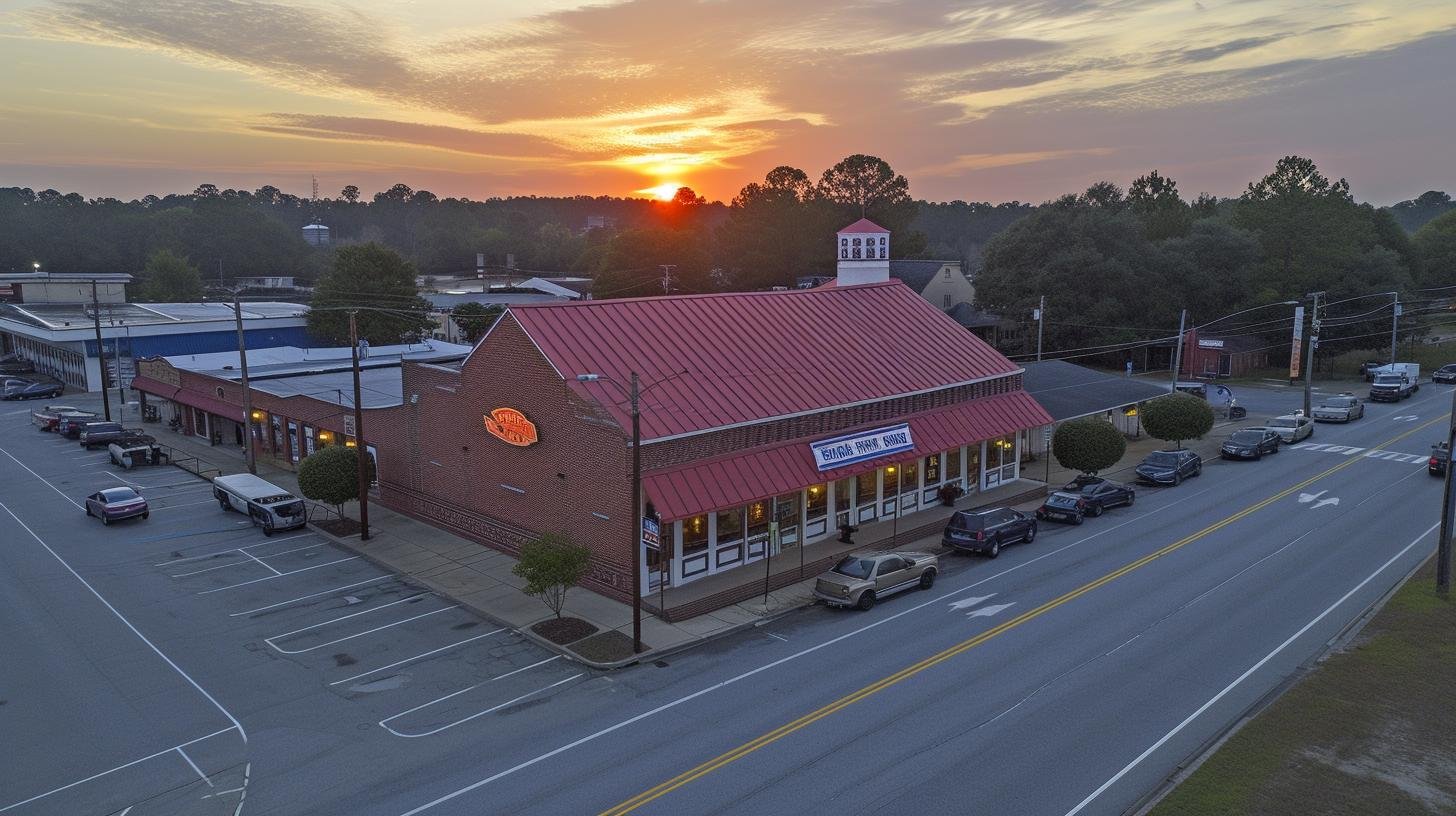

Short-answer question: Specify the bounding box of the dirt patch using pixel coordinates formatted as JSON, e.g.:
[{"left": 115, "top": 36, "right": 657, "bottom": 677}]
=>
[
  {"left": 569, "top": 630, "right": 638, "bottom": 664},
  {"left": 315, "top": 517, "right": 362, "bottom": 537},
  {"left": 531, "top": 616, "right": 598, "bottom": 645},
  {"left": 1150, "top": 557, "right": 1456, "bottom": 816}
]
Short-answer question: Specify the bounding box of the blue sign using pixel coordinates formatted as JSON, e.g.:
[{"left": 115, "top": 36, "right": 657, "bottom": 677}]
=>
[
  {"left": 641, "top": 517, "right": 661, "bottom": 551},
  {"left": 809, "top": 423, "right": 915, "bottom": 472}
]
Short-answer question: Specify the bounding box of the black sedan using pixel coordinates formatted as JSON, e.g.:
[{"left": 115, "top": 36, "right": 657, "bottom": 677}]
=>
[
  {"left": 1036, "top": 492, "right": 1087, "bottom": 525},
  {"left": 1135, "top": 449, "right": 1203, "bottom": 486},
  {"left": 84, "top": 486, "right": 149, "bottom": 524},
  {"left": 1221, "top": 428, "right": 1281, "bottom": 460},
  {"left": 2, "top": 378, "right": 64, "bottom": 400},
  {"left": 1072, "top": 479, "right": 1136, "bottom": 515},
  {"left": 942, "top": 507, "right": 1036, "bottom": 557},
  {"left": 1434, "top": 364, "right": 1456, "bottom": 384}
]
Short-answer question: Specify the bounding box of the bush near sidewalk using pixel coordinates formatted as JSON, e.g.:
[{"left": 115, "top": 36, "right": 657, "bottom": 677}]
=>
[
  {"left": 1141, "top": 393, "right": 1214, "bottom": 450},
  {"left": 1149, "top": 558, "right": 1456, "bottom": 816},
  {"left": 1052, "top": 417, "right": 1127, "bottom": 476}
]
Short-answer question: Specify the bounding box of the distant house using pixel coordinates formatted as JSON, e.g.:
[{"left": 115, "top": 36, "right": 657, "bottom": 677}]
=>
[{"left": 888, "top": 260, "right": 975, "bottom": 312}]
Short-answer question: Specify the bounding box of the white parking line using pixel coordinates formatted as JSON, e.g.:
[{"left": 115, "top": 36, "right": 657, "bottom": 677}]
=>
[
  {"left": 155, "top": 532, "right": 314, "bottom": 565},
  {"left": 381, "top": 674, "right": 584, "bottom": 738},
  {"left": 266, "top": 605, "right": 459, "bottom": 655},
  {"left": 1061, "top": 521, "right": 1440, "bottom": 815},
  {"left": 229, "top": 575, "right": 391, "bottom": 617},
  {"left": 240, "top": 549, "right": 282, "bottom": 577},
  {"left": 0, "top": 727, "right": 234, "bottom": 813},
  {"left": 197, "top": 555, "right": 361, "bottom": 594},
  {"left": 175, "top": 746, "right": 213, "bottom": 787},
  {"left": 329, "top": 630, "right": 506, "bottom": 686},
  {"left": 0, "top": 446, "right": 83, "bottom": 508},
  {"left": 264, "top": 593, "right": 430, "bottom": 640},
  {"left": 379, "top": 656, "right": 563, "bottom": 729}
]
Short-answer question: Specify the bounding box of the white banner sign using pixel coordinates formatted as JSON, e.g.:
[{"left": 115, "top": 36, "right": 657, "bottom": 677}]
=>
[
  {"left": 810, "top": 423, "right": 914, "bottom": 472},
  {"left": 1290, "top": 305, "right": 1306, "bottom": 379}
]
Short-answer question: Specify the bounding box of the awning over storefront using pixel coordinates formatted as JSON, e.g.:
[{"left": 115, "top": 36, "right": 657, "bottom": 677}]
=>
[
  {"left": 642, "top": 390, "right": 1052, "bottom": 521},
  {"left": 130, "top": 375, "right": 245, "bottom": 423}
]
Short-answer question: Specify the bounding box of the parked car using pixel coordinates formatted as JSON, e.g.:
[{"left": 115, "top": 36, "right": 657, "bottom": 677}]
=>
[
  {"left": 1431, "top": 442, "right": 1449, "bottom": 477},
  {"left": 79, "top": 422, "right": 152, "bottom": 450},
  {"left": 213, "top": 473, "right": 309, "bottom": 535},
  {"left": 1264, "top": 414, "right": 1315, "bottom": 444},
  {"left": 1434, "top": 364, "right": 1456, "bottom": 384},
  {"left": 942, "top": 507, "right": 1036, "bottom": 557},
  {"left": 813, "top": 551, "right": 939, "bottom": 610},
  {"left": 31, "top": 404, "right": 82, "bottom": 430},
  {"left": 2, "top": 377, "right": 64, "bottom": 400},
  {"left": 57, "top": 412, "right": 102, "bottom": 437},
  {"left": 83, "top": 486, "right": 149, "bottom": 524},
  {"left": 1369, "top": 363, "right": 1420, "bottom": 401},
  {"left": 0, "top": 355, "right": 36, "bottom": 375},
  {"left": 1221, "top": 428, "right": 1281, "bottom": 460},
  {"left": 1036, "top": 491, "right": 1087, "bottom": 525},
  {"left": 1359, "top": 359, "right": 1386, "bottom": 381},
  {"left": 1070, "top": 479, "right": 1136, "bottom": 515},
  {"left": 1134, "top": 449, "right": 1203, "bottom": 486},
  {"left": 1311, "top": 394, "right": 1364, "bottom": 423}
]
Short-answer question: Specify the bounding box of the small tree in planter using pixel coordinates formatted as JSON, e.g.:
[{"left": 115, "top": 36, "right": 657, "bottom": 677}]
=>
[
  {"left": 297, "top": 444, "right": 374, "bottom": 520},
  {"left": 1140, "top": 393, "right": 1214, "bottom": 450},
  {"left": 1052, "top": 418, "right": 1127, "bottom": 476},
  {"left": 513, "top": 532, "right": 593, "bottom": 619}
]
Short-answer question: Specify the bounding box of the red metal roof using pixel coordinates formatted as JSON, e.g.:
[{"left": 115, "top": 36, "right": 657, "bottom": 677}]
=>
[
  {"left": 837, "top": 218, "right": 889, "bottom": 234},
  {"left": 131, "top": 375, "right": 245, "bottom": 423},
  {"left": 504, "top": 281, "right": 1022, "bottom": 441},
  {"left": 642, "top": 391, "right": 1052, "bottom": 520}
]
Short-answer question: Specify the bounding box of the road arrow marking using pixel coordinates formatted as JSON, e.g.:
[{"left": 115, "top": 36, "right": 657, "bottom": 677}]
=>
[
  {"left": 966, "top": 603, "right": 1015, "bottom": 619},
  {"left": 1297, "top": 490, "right": 1327, "bottom": 504},
  {"left": 1313, "top": 497, "right": 1340, "bottom": 509},
  {"left": 1393, "top": 415, "right": 1419, "bottom": 422},
  {"left": 948, "top": 595, "right": 995, "bottom": 612}
]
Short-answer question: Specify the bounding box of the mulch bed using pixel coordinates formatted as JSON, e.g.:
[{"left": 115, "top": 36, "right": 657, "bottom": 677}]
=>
[
  {"left": 315, "top": 517, "right": 362, "bottom": 537},
  {"left": 569, "top": 630, "right": 638, "bottom": 664},
  {"left": 531, "top": 616, "right": 598, "bottom": 645}
]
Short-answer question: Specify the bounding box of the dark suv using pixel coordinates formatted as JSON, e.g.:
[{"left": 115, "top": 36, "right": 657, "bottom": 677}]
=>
[
  {"left": 78, "top": 422, "right": 142, "bottom": 449},
  {"left": 941, "top": 507, "right": 1037, "bottom": 558}
]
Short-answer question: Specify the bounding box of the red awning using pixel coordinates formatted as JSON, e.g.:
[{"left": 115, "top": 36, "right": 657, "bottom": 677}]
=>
[
  {"left": 132, "top": 376, "right": 245, "bottom": 423},
  {"left": 642, "top": 391, "right": 1052, "bottom": 521}
]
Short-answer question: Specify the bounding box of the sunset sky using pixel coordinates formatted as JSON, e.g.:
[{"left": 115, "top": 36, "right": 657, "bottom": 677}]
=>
[{"left": 2, "top": 0, "right": 1453, "bottom": 205}]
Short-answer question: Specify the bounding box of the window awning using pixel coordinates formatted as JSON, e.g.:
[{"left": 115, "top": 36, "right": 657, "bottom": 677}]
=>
[
  {"left": 131, "top": 375, "right": 245, "bottom": 423},
  {"left": 642, "top": 390, "right": 1052, "bottom": 521}
]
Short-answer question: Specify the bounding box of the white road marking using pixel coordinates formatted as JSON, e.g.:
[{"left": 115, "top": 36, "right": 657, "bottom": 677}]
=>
[
  {"left": 1060, "top": 520, "right": 1441, "bottom": 816},
  {"left": 265, "top": 593, "right": 430, "bottom": 641},
  {"left": 1297, "top": 490, "right": 1327, "bottom": 504},
  {"left": 229, "top": 575, "right": 391, "bottom": 617},
  {"left": 197, "top": 556, "right": 361, "bottom": 594},
  {"left": 176, "top": 747, "right": 213, "bottom": 787},
  {"left": 172, "top": 558, "right": 253, "bottom": 579},
  {"left": 330, "top": 630, "right": 506, "bottom": 686},
  {"left": 947, "top": 595, "right": 996, "bottom": 611},
  {"left": 965, "top": 602, "right": 1015, "bottom": 619},
  {"left": 156, "top": 532, "right": 314, "bottom": 565},
  {"left": 393, "top": 485, "right": 1221, "bottom": 815},
  {"left": 381, "top": 674, "right": 583, "bottom": 739},
  {"left": 764, "top": 632, "right": 789, "bottom": 642},
  {"left": 1313, "top": 497, "right": 1340, "bottom": 509},
  {"left": 239, "top": 549, "right": 282, "bottom": 576},
  {"left": 378, "top": 656, "right": 563, "bottom": 731},
  {"left": 266, "top": 605, "right": 459, "bottom": 654}
]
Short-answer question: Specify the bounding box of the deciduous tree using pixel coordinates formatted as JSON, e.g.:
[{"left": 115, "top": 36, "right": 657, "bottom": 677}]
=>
[
  {"left": 512, "top": 533, "right": 592, "bottom": 619},
  {"left": 1052, "top": 418, "right": 1128, "bottom": 475},
  {"left": 308, "top": 243, "right": 433, "bottom": 344},
  {"left": 297, "top": 444, "right": 375, "bottom": 520},
  {"left": 1140, "top": 394, "right": 1214, "bottom": 449},
  {"left": 451, "top": 302, "right": 502, "bottom": 341},
  {"left": 136, "top": 249, "right": 204, "bottom": 302}
]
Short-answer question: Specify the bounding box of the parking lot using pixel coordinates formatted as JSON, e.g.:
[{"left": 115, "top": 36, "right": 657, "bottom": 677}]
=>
[{"left": 0, "top": 404, "right": 590, "bottom": 815}]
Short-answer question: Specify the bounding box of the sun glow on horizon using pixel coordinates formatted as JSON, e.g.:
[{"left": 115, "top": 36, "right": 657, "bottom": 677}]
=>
[{"left": 638, "top": 181, "right": 684, "bottom": 200}]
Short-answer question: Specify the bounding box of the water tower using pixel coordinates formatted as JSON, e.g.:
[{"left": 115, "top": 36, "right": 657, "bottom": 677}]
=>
[{"left": 302, "top": 222, "right": 331, "bottom": 247}]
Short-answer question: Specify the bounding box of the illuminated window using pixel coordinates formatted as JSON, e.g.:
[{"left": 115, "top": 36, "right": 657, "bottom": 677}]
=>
[{"left": 806, "top": 483, "right": 827, "bottom": 519}]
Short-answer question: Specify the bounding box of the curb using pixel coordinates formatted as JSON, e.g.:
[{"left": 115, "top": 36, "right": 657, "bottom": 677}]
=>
[{"left": 1127, "top": 551, "right": 1435, "bottom": 816}]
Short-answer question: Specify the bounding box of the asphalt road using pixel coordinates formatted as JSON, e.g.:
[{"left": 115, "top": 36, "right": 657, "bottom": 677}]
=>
[{"left": 1, "top": 384, "right": 1449, "bottom": 816}]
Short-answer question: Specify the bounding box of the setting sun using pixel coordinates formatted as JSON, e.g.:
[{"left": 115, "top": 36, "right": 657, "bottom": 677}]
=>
[{"left": 638, "top": 182, "right": 684, "bottom": 201}]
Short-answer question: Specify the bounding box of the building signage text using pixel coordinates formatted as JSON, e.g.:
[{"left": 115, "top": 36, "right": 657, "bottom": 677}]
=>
[
  {"left": 485, "top": 407, "right": 539, "bottom": 446},
  {"left": 810, "top": 423, "right": 914, "bottom": 472}
]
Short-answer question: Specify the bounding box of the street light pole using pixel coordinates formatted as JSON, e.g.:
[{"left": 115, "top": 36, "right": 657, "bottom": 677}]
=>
[
  {"left": 1439, "top": 385, "right": 1456, "bottom": 596},
  {"left": 1303, "top": 291, "right": 1324, "bottom": 418},
  {"left": 232, "top": 291, "right": 257, "bottom": 475},
  {"left": 629, "top": 371, "right": 642, "bottom": 652},
  {"left": 1169, "top": 308, "right": 1187, "bottom": 392},
  {"left": 1035, "top": 295, "right": 1045, "bottom": 362},
  {"left": 349, "top": 311, "right": 371, "bottom": 541},
  {"left": 1389, "top": 291, "right": 1400, "bottom": 367},
  {"left": 91, "top": 279, "right": 112, "bottom": 421}
]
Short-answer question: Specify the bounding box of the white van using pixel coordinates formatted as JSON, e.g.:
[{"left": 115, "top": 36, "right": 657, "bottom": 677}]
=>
[{"left": 213, "top": 473, "right": 308, "bottom": 535}]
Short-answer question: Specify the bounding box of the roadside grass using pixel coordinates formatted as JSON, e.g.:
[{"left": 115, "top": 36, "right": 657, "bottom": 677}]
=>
[{"left": 1149, "top": 557, "right": 1456, "bottom": 816}]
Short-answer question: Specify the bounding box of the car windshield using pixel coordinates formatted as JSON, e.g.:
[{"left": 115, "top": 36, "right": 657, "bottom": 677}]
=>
[
  {"left": 1320, "top": 397, "right": 1355, "bottom": 408},
  {"left": 947, "top": 511, "right": 987, "bottom": 531},
  {"left": 1230, "top": 431, "right": 1264, "bottom": 444},
  {"left": 101, "top": 487, "right": 140, "bottom": 502},
  {"left": 1046, "top": 493, "right": 1081, "bottom": 508},
  {"left": 1443, "top": 365, "right": 1456, "bottom": 373},
  {"left": 1145, "top": 452, "right": 1179, "bottom": 466},
  {"left": 1269, "top": 418, "right": 1296, "bottom": 428},
  {"left": 274, "top": 501, "right": 306, "bottom": 519},
  {"left": 832, "top": 557, "right": 876, "bottom": 579},
  {"left": 1374, "top": 375, "right": 1402, "bottom": 384}
]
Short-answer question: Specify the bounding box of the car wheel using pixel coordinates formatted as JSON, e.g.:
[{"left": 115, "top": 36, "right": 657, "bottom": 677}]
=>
[
  {"left": 1073, "top": 513, "right": 1084, "bottom": 525},
  {"left": 263, "top": 526, "right": 274, "bottom": 537},
  {"left": 1090, "top": 503, "right": 1105, "bottom": 517},
  {"left": 986, "top": 540, "right": 1001, "bottom": 558},
  {"left": 1126, "top": 493, "right": 1135, "bottom": 506},
  {"left": 1024, "top": 525, "right": 1036, "bottom": 544},
  {"left": 218, "top": 498, "right": 230, "bottom": 511},
  {"left": 102, "top": 515, "right": 110, "bottom": 526},
  {"left": 1254, "top": 451, "right": 1263, "bottom": 461},
  {"left": 84, "top": 506, "right": 91, "bottom": 516},
  {"left": 1195, "top": 465, "right": 1203, "bottom": 477},
  {"left": 1173, "top": 473, "right": 1182, "bottom": 486},
  {"left": 142, "top": 512, "right": 149, "bottom": 519},
  {"left": 857, "top": 591, "right": 876, "bottom": 611},
  {"left": 919, "top": 570, "right": 936, "bottom": 590}
]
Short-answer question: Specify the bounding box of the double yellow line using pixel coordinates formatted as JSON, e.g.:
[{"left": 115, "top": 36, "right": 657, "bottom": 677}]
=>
[{"left": 600, "top": 414, "right": 1447, "bottom": 815}]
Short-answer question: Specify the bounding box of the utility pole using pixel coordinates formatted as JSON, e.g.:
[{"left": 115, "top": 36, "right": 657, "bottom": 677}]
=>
[
  {"left": 232, "top": 291, "right": 257, "bottom": 474},
  {"left": 90, "top": 279, "right": 112, "bottom": 421},
  {"left": 1169, "top": 308, "right": 1187, "bottom": 392},
  {"left": 1035, "top": 295, "right": 1045, "bottom": 362},
  {"left": 349, "top": 311, "right": 371, "bottom": 541},
  {"left": 1389, "top": 292, "right": 1400, "bottom": 367},
  {"left": 630, "top": 372, "right": 643, "bottom": 653},
  {"left": 1303, "top": 291, "right": 1324, "bottom": 418},
  {"left": 1440, "top": 386, "right": 1456, "bottom": 596},
  {"left": 658, "top": 265, "right": 676, "bottom": 295}
]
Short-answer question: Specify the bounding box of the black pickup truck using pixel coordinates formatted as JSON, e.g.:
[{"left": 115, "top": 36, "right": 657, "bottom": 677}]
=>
[{"left": 1431, "top": 442, "right": 1449, "bottom": 477}]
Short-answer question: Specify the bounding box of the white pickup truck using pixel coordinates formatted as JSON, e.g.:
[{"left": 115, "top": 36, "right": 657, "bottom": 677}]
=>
[{"left": 1368, "top": 363, "right": 1420, "bottom": 402}]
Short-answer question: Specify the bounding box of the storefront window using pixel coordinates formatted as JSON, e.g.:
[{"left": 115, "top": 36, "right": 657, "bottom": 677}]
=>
[
  {"left": 985, "top": 435, "right": 1017, "bottom": 488},
  {"left": 775, "top": 492, "right": 799, "bottom": 544},
  {"left": 901, "top": 460, "right": 919, "bottom": 494},
  {"left": 883, "top": 464, "right": 899, "bottom": 496},
  {"left": 856, "top": 473, "right": 877, "bottom": 507},
  {"left": 947, "top": 447, "right": 963, "bottom": 485},
  {"left": 924, "top": 453, "right": 941, "bottom": 484},
  {"left": 681, "top": 514, "right": 709, "bottom": 579},
  {"left": 716, "top": 508, "right": 743, "bottom": 545},
  {"left": 806, "top": 484, "right": 827, "bottom": 520},
  {"left": 966, "top": 445, "right": 981, "bottom": 489}
]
